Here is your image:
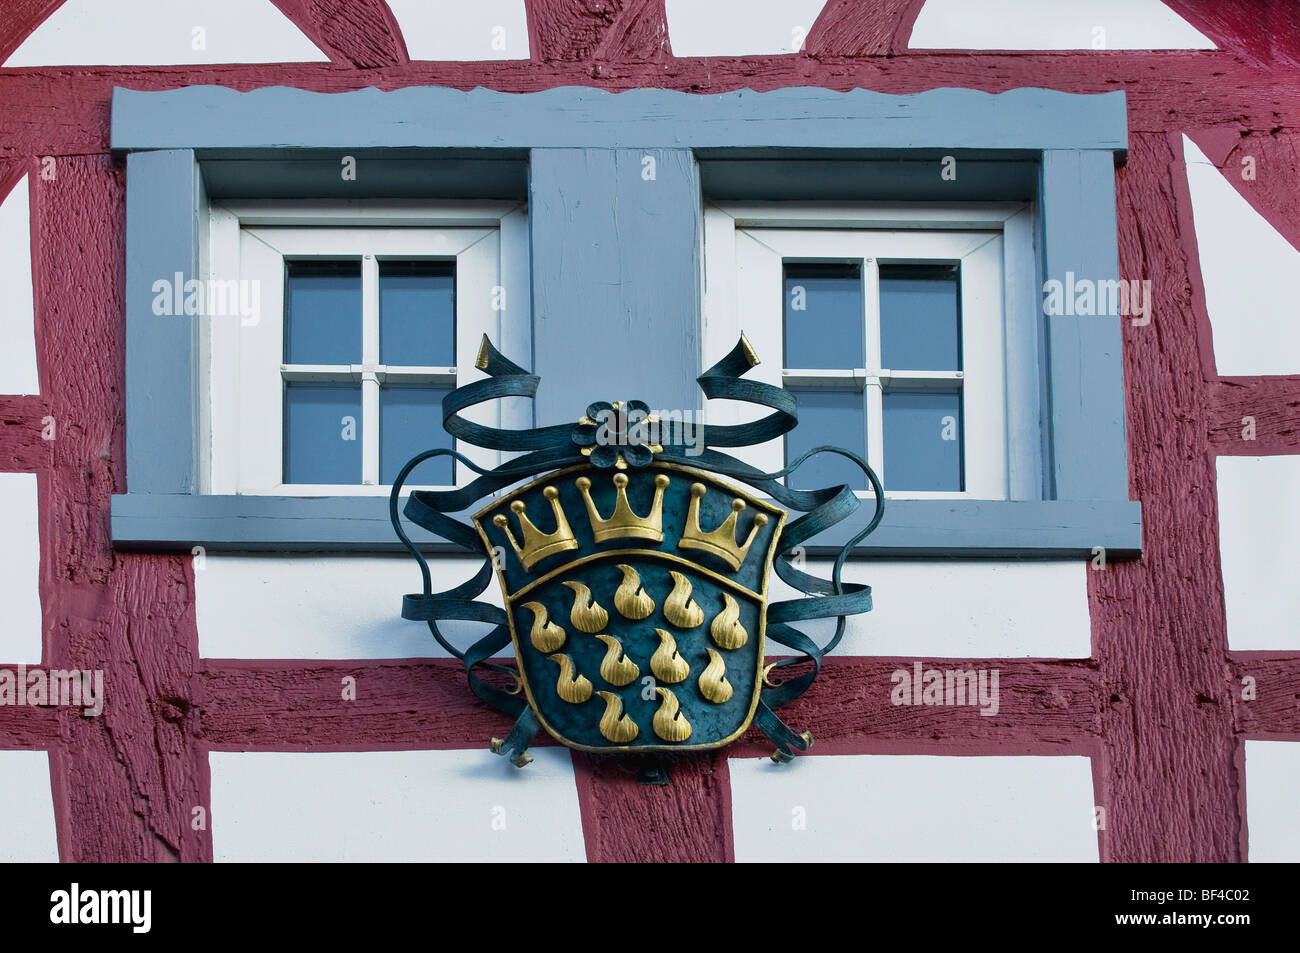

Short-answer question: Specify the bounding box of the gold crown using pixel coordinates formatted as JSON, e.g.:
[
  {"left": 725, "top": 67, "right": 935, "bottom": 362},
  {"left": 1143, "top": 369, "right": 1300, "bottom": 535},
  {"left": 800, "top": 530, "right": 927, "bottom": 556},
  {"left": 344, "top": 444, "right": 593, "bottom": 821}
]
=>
[
  {"left": 679, "top": 482, "right": 768, "bottom": 571},
  {"left": 576, "top": 472, "right": 670, "bottom": 543},
  {"left": 492, "top": 486, "right": 578, "bottom": 570}
]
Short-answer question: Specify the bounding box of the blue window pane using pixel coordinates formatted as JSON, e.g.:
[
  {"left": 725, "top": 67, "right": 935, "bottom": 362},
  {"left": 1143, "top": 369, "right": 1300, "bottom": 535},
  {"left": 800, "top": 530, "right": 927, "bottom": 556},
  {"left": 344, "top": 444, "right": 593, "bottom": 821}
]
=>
[
  {"left": 783, "top": 264, "right": 864, "bottom": 369},
  {"left": 882, "top": 391, "right": 963, "bottom": 492},
  {"left": 380, "top": 385, "right": 453, "bottom": 485},
  {"left": 785, "top": 388, "right": 866, "bottom": 490},
  {"left": 879, "top": 265, "right": 961, "bottom": 371},
  {"left": 283, "top": 383, "right": 362, "bottom": 484},
  {"left": 380, "top": 261, "right": 455, "bottom": 366},
  {"left": 285, "top": 261, "right": 361, "bottom": 365}
]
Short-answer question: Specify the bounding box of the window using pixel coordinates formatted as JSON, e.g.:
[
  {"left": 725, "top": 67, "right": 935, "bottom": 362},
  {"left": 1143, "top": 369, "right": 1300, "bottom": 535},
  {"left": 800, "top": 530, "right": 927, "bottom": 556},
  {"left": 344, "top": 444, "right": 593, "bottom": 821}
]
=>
[
  {"left": 203, "top": 204, "right": 524, "bottom": 496},
  {"left": 112, "top": 84, "right": 1137, "bottom": 555},
  {"left": 704, "top": 203, "right": 1037, "bottom": 502}
]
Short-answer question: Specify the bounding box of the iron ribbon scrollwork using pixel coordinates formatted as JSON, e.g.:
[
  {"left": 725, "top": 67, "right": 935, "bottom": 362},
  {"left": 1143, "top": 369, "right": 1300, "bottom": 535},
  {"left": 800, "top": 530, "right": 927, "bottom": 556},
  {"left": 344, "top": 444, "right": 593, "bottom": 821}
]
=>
[{"left": 390, "top": 334, "right": 883, "bottom": 773}]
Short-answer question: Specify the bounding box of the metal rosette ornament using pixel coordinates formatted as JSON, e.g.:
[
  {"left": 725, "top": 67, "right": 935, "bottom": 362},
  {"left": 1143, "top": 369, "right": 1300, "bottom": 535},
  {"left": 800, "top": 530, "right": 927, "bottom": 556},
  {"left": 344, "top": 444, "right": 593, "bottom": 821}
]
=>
[{"left": 390, "top": 334, "right": 883, "bottom": 775}]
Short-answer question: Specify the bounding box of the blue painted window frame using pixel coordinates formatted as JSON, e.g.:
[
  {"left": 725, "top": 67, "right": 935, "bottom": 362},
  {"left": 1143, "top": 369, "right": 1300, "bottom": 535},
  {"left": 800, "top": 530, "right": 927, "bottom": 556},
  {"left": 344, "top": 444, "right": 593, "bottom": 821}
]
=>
[{"left": 110, "top": 85, "right": 1140, "bottom": 557}]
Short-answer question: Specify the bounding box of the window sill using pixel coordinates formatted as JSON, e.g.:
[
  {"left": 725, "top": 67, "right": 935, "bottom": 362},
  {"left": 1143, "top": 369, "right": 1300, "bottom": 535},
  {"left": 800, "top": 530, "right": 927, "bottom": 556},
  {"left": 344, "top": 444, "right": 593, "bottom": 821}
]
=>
[
  {"left": 111, "top": 494, "right": 450, "bottom": 553},
  {"left": 110, "top": 493, "right": 1140, "bottom": 558}
]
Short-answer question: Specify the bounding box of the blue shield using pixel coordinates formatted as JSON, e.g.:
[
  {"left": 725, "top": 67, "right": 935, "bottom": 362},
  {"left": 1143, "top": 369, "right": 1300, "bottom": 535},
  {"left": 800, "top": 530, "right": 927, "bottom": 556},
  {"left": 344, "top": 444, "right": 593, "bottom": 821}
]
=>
[{"left": 474, "top": 462, "right": 785, "bottom": 752}]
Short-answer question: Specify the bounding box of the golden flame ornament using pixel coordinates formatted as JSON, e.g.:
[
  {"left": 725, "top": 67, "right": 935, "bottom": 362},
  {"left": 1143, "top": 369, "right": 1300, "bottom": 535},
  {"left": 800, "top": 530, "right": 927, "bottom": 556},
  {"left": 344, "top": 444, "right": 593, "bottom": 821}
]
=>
[
  {"left": 613, "top": 564, "right": 655, "bottom": 620},
  {"left": 562, "top": 580, "right": 609, "bottom": 633},
  {"left": 521, "top": 601, "right": 566, "bottom": 653},
  {"left": 649, "top": 628, "right": 690, "bottom": 684},
  {"left": 548, "top": 653, "right": 593, "bottom": 704},
  {"left": 652, "top": 687, "right": 692, "bottom": 742},
  {"left": 664, "top": 571, "right": 705, "bottom": 628},
  {"left": 596, "top": 691, "right": 639, "bottom": 743},
  {"left": 709, "top": 593, "right": 748, "bottom": 650},
  {"left": 699, "top": 648, "right": 733, "bottom": 704},
  {"left": 594, "top": 634, "right": 640, "bottom": 686}
]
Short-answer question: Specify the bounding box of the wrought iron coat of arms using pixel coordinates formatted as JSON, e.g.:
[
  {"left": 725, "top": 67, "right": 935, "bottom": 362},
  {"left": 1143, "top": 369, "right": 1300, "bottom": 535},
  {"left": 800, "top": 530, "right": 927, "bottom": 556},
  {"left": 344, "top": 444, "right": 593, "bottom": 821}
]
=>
[{"left": 391, "top": 335, "right": 883, "bottom": 774}]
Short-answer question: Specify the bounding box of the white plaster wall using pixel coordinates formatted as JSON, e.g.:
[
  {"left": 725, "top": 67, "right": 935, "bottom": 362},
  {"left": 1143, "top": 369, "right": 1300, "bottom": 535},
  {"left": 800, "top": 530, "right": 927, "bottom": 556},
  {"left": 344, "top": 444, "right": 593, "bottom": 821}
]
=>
[
  {"left": 665, "top": 0, "right": 827, "bottom": 56},
  {"left": 1216, "top": 456, "right": 1300, "bottom": 652},
  {"left": 195, "top": 555, "right": 1091, "bottom": 660},
  {"left": 0, "top": 751, "right": 59, "bottom": 862},
  {"left": 209, "top": 747, "right": 585, "bottom": 861},
  {"left": 3, "top": 0, "right": 328, "bottom": 67},
  {"left": 1244, "top": 740, "right": 1300, "bottom": 862},
  {"left": 0, "top": 473, "right": 42, "bottom": 664},
  {"left": 195, "top": 554, "right": 502, "bottom": 659},
  {"left": 730, "top": 753, "right": 1099, "bottom": 861},
  {"left": 0, "top": 176, "right": 39, "bottom": 396},
  {"left": 909, "top": 0, "right": 1214, "bottom": 50},
  {"left": 386, "top": 0, "right": 530, "bottom": 60},
  {"left": 772, "top": 558, "right": 1093, "bottom": 658},
  {"left": 1183, "top": 136, "right": 1300, "bottom": 376}
]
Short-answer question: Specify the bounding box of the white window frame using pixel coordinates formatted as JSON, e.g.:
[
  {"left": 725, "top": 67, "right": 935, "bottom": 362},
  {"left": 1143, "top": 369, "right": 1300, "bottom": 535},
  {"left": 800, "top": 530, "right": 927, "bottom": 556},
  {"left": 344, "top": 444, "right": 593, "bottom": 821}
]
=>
[
  {"left": 702, "top": 202, "right": 1040, "bottom": 502},
  {"left": 201, "top": 200, "right": 531, "bottom": 496}
]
